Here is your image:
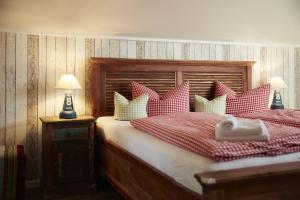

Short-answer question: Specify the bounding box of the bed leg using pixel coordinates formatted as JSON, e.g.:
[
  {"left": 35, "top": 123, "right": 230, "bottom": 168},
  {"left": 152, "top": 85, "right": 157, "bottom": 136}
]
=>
[
  {"left": 202, "top": 189, "right": 225, "bottom": 200},
  {"left": 94, "top": 129, "right": 108, "bottom": 188}
]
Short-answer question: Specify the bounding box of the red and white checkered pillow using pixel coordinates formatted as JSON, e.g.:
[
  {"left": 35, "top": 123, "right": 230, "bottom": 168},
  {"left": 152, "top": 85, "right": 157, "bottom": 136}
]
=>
[
  {"left": 214, "top": 81, "right": 237, "bottom": 98},
  {"left": 214, "top": 81, "right": 270, "bottom": 115},
  {"left": 131, "top": 81, "right": 190, "bottom": 116}
]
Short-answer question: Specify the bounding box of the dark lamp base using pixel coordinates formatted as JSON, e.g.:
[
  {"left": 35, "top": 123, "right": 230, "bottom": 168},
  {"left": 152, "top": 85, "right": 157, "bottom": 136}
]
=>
[
  {"left": 59, "top": 110, "right": 77, "bottom": 119},
  {"left": 59, "top": 91, "right": 77, "bottom": 119},
  {"left": 271, "top": 90, "right": 284, "bottom": 110},
  {"left": 270, "top": 104, "right": 284, "bottom": 110}
]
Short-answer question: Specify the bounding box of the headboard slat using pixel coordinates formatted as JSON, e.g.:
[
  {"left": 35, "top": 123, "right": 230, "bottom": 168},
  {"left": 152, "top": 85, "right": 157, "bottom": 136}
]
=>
[{"left": 90, "top": 58, "right": 254, "bottom": 117}]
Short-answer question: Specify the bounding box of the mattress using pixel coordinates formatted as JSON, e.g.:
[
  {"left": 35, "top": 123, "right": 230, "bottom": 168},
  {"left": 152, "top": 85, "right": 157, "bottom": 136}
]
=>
[{"left": 96, "top": 116, "right": 300, "bottom": 195}]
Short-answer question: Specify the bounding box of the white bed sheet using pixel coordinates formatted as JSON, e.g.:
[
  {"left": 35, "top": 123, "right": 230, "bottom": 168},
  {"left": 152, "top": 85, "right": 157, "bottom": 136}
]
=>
[{"left": 96, "top": 116, "right": 300, "bottom": 194}]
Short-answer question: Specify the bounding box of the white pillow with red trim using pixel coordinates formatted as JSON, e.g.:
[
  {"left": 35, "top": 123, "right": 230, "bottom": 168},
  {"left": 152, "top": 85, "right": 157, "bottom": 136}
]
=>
[
  {"left": 214, "top": 81, "right": 270, "bottom": 115},
  {"left": 131, "top": 81, "right": 190, "bottom": 116}
]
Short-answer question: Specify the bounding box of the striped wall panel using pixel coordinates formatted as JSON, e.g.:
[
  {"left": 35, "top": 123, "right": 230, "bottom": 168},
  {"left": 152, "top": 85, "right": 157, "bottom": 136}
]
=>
[
  {"left": 27, "top": 35, "right": 39, "bottom": 180},
  {"left": 0, "top": 31, "right": 299, "bottom": 181}
]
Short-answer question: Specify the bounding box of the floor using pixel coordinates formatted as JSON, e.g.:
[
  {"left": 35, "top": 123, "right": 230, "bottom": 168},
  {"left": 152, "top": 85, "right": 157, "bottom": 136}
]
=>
[{"left": 26, "top": 184, "right": 124, "bottom": 200}]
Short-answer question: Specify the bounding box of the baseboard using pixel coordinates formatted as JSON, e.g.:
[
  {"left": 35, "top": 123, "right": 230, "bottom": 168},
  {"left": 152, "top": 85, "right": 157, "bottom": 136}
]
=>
[{"left": 26, "top": 179, "right": 40, "bottom": 189}]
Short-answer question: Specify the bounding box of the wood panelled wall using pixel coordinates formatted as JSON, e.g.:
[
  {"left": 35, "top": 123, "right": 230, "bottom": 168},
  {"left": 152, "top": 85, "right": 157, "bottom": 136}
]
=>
[{"left": 0, "top": 31, "right": 299, "bottom": 181}]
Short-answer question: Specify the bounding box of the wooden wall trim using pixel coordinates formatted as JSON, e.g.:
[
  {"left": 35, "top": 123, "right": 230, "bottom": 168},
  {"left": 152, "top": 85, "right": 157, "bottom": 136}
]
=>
[{"left": 90, "top": 57, "right": 255, "bottom": 66}]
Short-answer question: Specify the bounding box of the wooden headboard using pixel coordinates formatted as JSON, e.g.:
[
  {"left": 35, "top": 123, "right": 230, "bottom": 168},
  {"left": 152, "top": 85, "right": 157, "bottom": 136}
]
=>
[{"left": 90, "top": 58, "right": 254, "bottom": 117}]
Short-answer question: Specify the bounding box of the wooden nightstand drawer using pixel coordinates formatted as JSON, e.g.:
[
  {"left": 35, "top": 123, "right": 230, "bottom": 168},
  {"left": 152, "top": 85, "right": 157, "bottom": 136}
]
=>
[
  {"left": 52, "top": 127, "right": 89, "bottom": 140},
  {"left": 53, "top": 141, "right": 90, "bottom": 184}
]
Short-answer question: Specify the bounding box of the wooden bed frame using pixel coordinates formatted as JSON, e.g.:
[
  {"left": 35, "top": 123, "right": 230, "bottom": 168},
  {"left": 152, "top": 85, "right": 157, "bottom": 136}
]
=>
[{"left": 90, "top": 58, "right": 300, "bottom": 200}]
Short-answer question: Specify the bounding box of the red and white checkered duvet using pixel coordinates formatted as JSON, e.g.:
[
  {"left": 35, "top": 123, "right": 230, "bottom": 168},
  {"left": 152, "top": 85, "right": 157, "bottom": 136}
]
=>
[
  {"left": 131, "top": 112, "right": 300, "bottom": 161},
  {"left": 236, "top": 109, "right": 300, "bottom": 128}
]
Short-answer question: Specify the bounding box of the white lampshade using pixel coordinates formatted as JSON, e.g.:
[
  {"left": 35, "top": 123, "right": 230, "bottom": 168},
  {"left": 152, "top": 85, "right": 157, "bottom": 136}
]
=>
[
  {"left": 269, "top": 76, "right": 287, "bottom": 89},
  {"left": 55, "top": 74, "right": 82, "bottom": 90}
]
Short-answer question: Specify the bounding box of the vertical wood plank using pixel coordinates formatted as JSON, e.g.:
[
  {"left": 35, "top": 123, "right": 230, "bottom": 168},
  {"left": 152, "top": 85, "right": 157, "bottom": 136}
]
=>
[
  {"left": 247, "top": 46, "right": 254, "bottom": 61},
  {"left": 209, "top": 44, "right": 216, "bottom": 60},
  {"left": 266, "top": 47, "right": 272, "bottom": 82},
  {"left": 150, "top": 41, "right": 158, "bottom": 59},
  {"left": 85, "top": 38, "right": 95, "bottom": 115},
  {"left": 109, "top": 39, "right": 120, "bottom": 58},
  {"left": 275, "top": 48, "right": 287, "bottom": 107},
  {"left": 181, "top": 43, "right": 190, "bottom": 60},
  {"left": 75, "top": 38, "right": 85, "bottom": 115},
  {"left": 201, "top": 44, "right": 210, "bottom": 60},
  {"left": 0, "top": 32, "right": 6, "bottom": 144},
  {"left": 260, "top": 47, "right": 268, "bottom": 84},
  {"left": 67, "top": 37, "right": 76, "bottom": 74},
  {"left": 101, "top": 39, "right": 109, "bottom": 57},
  {"left": 55, "top": 37, "right": 67, "bottom": 116},
  {"left": 15, "top": 34, "right": 27, "bottom": 145},
  {"left": 38, "top": 35, "right": 47, "bottom": 178},
  {"left": 266, "top": 47, "right": 273, "bottom": 107},
  {"left": 95, "top": 39, "right": 102, "bottom": 57},
  {"left": 269, "top": 47, "right": 276, "bottom": 79},
  {"left": 253, "top": 46, "right": 261, "bottom": 88},
  {"left": 265, "top": 47, "right": 271, "bottom": 80},
  {"left": 222, "top": 45, "right": 230, "bottom": 61},
  {"left": 246, "top": 46, "right": 254, "bottom": 87},
  {"left": 127, "top": 41, "right": 136, "bottom": 58},
  {"left": 188, "top": 43, "right": 195, "bottom": 60},
  {"left": 215, "top": 45, "right": 223, "bottom": 61},
  {"left": 194, "top": 43, "right": 202, "bottom": 60},
  {"left": 240, "top": 46, "right": 248, "bottom": 61},
  {"left": 5, "top": 33, "right": 16, "bottom": 145},
  {"left": 270, "top": 47, "right": 277, "bottom": 77},
  {"left": 45, "top": 36, "right": 56, "bottom": 116},
  {"left": 173, "top": 43, "right": 181, "bottom": 60},
  {"left": 283, "top": 48, "right": 289, "bottom": 107},
  {"left": 230, "top": 45, "right": 235, "bottom": 60},
  {"left": 119, "top": 40, "right": 128, "bottom": 58},
  {"left": 166, "top": 42, "right": 174, "bottom": 60},
  {"left": 277, "top": 45, "right": 285, "bottom": 73},
  {"left": 235, "top": 45, "right": 241, "bottom": 61},
  {"left": 157, "top": 42, "right": 167, "bottom": 59},
  {"left": 27, "top": 35, "right": 39, "bottom": 180},
  {"left": 136, "top": 41, "right": 145, "bottom": 59},
  {"left": 295, "top": 48, "right": 300, "bottom": 108},
  {"left": 288, "top": 48, "right": 295, "bottom": 108},
  {"left": 144, "top": 41, "right": 151, "bottom": 59}
]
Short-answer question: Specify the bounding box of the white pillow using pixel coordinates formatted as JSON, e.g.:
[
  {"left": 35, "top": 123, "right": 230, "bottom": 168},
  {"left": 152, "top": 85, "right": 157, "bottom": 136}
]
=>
[
  {"left": 195, "top": 94, "right": 227, "bottom": 115},
  {"left": 114, "top": 92, "right": 149, "bottom": 121}
]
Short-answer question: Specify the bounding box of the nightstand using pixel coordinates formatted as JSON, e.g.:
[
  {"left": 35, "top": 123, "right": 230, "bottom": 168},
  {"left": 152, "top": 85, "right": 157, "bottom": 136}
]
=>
[{"left": 40, "top": 115, "right": 95, "bottom": 198}]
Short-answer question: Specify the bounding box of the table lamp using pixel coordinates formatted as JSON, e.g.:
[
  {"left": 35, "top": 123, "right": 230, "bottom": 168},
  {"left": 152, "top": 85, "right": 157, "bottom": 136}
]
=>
[
  {"left": 269, "top": 76, "right": 287, "bottom": 109},
  {"left": 55, "top": 74, "right": 82, "bottom": 119}
]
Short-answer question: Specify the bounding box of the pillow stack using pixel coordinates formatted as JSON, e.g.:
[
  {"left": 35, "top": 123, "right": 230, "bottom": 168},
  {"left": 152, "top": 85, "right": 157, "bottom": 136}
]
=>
[
  {"left": 214, "top": 81, "right": 270, "bottom": 115},
  {"left": 132, "top": 81, "right": 190, "bottom": 117},
  {"left": 113, "top": 81, "right": 190, "bottom": 120},
  {"left": 113, "top": 80, "right": 271, "bottom": 120}
]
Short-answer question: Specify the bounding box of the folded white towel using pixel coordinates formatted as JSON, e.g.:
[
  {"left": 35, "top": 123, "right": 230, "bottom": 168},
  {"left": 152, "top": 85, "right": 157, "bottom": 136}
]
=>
[
  {"left": 221, "top": 115, "right": 239, "bottom": 130},
  {"left": 215, "top": 119, "right": 270, "bottom": 141},
  {"left": 218, "top": 119, "right": 265, "bottom": 136}
]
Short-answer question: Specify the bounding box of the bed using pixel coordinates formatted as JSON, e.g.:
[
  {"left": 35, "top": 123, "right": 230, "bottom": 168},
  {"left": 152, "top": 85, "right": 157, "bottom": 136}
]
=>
[{"left": 90, "top": 58, "right": 300, "bottom": 200}]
